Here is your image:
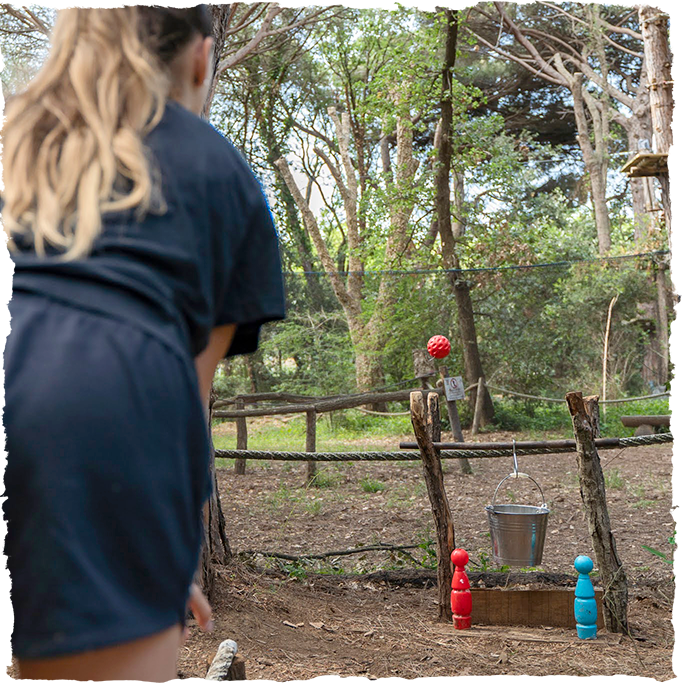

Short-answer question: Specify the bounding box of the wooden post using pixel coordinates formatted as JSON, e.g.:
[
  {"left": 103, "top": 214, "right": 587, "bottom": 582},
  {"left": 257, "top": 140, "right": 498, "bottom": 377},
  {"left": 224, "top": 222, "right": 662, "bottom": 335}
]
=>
[
  {"left": 566, "top": 391, "right": 628, "bottom": 633},
  {"left": 427, "top": 392, "right": 441, "bottom": 443},
  {"left": 305, "top": 409, "right": 317, "bottom": 484},
  {"left": 471, "top": 376, "right": 486, "bottom": 436},
  {"left": 235, "top": 399, "right": 247, "bottom": 475},
  {"left": 410, "top": 391, "right": 455, "bottom": 622},
  {"left": 439, "top": 367, "right": 472, "bottom": 474},
  {"left": 601, "top": 295, "right": 619, "bottom": 419}
]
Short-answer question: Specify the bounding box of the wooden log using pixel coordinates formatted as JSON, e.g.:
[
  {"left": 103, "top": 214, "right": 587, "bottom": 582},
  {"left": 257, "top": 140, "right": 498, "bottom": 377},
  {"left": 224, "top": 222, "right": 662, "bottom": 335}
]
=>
[
  {"left": 620, "top": 415, "right": 670, "bottom": 427},
  {"left": 214, "top": 392, "right": 333, "bottom": 408},
  {"left": 410, "top": 391, "right": 454, "bottom": 622},
  {"left": 213, "top": 388, "right": 444, "bottom": 419},
  {"left": 305, "top": 409, "right": 317, "bottom": 484},
  {"left": 566, "top": 391, "right": 628, "bottom": 634},
  {"left": 438, "top": 367, "right": 472, "bottom": 474},
  {"left": 471, "top": 376, "right": 486, "bottom": 436},
  {"left": 205, "top": 639, "right": 246, "bottom": 680},
  {"left": 235, "top": 399, "right": 247, "bottom": 475}
]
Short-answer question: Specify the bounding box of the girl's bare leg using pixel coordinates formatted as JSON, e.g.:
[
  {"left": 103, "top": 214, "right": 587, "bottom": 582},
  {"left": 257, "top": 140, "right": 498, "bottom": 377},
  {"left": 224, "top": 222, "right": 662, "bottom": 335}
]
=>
[{"left": 17, "top": 624, "right": 183, "bottom": 681}]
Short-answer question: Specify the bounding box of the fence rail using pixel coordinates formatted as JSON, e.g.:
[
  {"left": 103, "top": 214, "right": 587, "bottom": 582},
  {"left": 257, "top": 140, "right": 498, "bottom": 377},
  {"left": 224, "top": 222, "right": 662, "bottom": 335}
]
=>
[
  {"left": 212, "top": 387, "right": 444, "bottom": 419},
  {"left": 213, "top": 385, "right": 669, "bottom": 419}
]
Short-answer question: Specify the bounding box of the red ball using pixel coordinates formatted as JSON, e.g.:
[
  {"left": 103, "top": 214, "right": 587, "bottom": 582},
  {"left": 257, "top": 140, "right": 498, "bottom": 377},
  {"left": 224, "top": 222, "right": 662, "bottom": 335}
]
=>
[{"left": 427, "top": 335, "right": 451, "bottom": 359}]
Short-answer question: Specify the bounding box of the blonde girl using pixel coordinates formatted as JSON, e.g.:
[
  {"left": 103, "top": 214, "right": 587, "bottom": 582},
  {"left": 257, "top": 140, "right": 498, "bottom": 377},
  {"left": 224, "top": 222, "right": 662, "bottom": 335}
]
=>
[{"left": 2, "top": 6, "right": 285, "bottom": 679}]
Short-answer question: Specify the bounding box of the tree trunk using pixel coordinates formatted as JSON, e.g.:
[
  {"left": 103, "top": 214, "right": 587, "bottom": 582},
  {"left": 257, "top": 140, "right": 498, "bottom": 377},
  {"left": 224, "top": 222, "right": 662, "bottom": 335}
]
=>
[
  {"left": 451, "top": 275, "right": 495, "bottom": 420},
  {"left": 435, "top": 8, "right": 494, "bottom": 424},
  {"left": 353, "top": 345, "right": 387, "bottom": 408},
  {"left": 565, "top": 392, "right": 628, "bottom": 633},
  {"left": 410, "top": 391, "right": 454, "bottom": 622},
  {"left": 620, "top": 65, "right": 655, "bottom": 244},
  {"left": 630, "top": 176, "right": 653, "bottom": 243},
  {"left": 655, "top": 261, "right": 669, "bottom": 386},
  {"left": 586, "top": 158, "right": 611, "bottom": 255},
  {"left": 197, "top": 390, "right": 232, "bottom": 602},
  {"left": 201, "top": 5, "right": 233, "bottom": 119},
  {"left": 347, "top": 314, "right": 387, "bottom": 412},
  {"left": 640, "top": 6, "right": 673, "bottom": 247}
]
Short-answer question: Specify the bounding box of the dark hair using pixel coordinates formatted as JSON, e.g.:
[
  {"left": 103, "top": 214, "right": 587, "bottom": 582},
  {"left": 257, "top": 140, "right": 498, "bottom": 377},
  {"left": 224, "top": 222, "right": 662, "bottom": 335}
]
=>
[{"left": 138, "top": 5, "right": 213, "bottom": 64}]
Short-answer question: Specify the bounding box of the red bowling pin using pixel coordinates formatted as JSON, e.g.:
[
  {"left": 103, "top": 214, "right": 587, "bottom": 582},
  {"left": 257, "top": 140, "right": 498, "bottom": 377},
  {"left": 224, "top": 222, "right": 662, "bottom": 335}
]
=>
[{"left": 450, "top": 548, "right": 472, "bottom": 630}]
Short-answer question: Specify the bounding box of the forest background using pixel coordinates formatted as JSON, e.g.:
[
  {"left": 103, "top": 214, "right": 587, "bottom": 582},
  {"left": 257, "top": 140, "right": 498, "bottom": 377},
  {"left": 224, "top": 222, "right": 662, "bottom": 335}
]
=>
[{"left": 0, "top": 1, "right": 678, "bottom": 428}]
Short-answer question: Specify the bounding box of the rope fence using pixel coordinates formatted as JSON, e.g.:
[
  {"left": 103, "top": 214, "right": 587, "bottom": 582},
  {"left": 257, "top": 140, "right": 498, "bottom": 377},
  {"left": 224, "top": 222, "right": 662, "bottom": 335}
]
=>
[
  {"left": 215, "top": 432, "right": 673, "bottom": 462},
  {"left": 486, "top": 385, "right": 670, "bottom": 405}
]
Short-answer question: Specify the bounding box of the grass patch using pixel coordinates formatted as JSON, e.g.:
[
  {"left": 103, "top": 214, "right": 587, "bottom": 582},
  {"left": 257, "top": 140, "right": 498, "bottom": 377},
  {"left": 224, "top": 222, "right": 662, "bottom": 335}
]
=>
[
  {"left": 360, "top": 477, "right": 385, "bottom": 493},
  {"left": 630, "top": 499, "right": 656, "bottom": 509},
  {"left": 264, "top": 482, "right": 301, "bottom": 511},
  {"left": 304, "top": 499, "right": 323, "bottom": 516},
  {"left": 309, "top": 467, "right": 344, "bottom": 489},
  {"left": 604, "top": 468, "right": 625, "bottom": 490}
]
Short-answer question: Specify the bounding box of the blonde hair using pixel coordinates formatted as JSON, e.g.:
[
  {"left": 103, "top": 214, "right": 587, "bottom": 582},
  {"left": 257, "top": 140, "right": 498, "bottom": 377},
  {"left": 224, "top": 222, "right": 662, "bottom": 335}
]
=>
[{"left": 2, "top": 6, "right": 211, "bottom": 259}]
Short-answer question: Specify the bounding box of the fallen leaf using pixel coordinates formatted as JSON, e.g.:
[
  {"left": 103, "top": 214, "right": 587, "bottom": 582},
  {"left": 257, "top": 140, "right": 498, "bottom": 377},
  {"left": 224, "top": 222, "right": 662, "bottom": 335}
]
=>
[{"left": 309, "top": 621, "right": 324, "bottom": 629}]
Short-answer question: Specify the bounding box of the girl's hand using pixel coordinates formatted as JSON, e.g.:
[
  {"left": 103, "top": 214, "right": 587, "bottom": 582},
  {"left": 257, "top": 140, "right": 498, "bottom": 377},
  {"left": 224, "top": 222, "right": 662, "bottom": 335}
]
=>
[{"left": 188, "top": 582, "right": 214, "bottom": 632}]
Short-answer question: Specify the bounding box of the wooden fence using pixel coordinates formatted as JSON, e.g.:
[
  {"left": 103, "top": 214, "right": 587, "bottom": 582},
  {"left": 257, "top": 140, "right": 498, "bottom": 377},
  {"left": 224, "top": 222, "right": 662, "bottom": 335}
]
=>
[
  {"left": 212, "top": 385, "right": 445, "bottom": 481},
  {"left": 212, "top": 377, "right": 673, "bottom": 483}
]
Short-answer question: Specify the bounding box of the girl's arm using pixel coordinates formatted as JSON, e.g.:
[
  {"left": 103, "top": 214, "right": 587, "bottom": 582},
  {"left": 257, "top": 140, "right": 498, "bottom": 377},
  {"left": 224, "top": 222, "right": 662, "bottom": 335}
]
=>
[
  {"left": 194, "top": 325, "right": 237, "bottom": 409},
  {"left": 189, "top": 324, "right": 237, "bottom": 628}
]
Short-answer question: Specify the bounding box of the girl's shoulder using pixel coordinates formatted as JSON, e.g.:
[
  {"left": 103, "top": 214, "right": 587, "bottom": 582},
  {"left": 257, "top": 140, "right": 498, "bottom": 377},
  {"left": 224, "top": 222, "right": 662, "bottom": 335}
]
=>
[{"left": 147, "top": 101, "right": 253, "bottom": 186}]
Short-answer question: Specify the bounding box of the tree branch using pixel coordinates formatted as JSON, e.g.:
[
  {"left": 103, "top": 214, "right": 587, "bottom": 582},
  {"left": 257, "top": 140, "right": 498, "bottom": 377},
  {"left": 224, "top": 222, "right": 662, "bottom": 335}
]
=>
[
  {"left": 275, "top": 157, "right": 356, "bottom": 313},
  {"left": 466, "top": 27, "right": 566, "bottom": 86},
  {"left": 1, "top": 4, "right": 50, "bottom": 35},
  {"left": 494, "top": 1, "right": 566, "bottom": 84}
]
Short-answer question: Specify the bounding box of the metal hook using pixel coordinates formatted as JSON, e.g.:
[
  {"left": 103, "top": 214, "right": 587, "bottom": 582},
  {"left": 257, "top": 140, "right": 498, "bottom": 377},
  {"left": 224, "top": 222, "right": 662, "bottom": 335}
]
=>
[{"left": 512, "top": 439, "right": 519, "bottom": 478}]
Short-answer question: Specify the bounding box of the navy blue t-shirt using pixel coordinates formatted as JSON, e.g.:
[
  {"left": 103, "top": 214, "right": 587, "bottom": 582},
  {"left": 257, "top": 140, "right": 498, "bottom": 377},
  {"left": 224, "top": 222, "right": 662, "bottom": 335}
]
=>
[{"left": 9, "top": 100, "right": 285, "bottom": 358}]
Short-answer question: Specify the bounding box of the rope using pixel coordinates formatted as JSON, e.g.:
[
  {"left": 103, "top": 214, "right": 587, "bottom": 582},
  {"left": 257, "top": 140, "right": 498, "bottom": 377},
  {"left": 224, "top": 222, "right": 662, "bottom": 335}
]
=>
[
  {"left": 287, "top": 250, "right": 668, "bottom": 277},
  {"left": 216, "top": 432, "right": 673, "bottom": 462},
  {"left": 487, "top": 384, "right": 670, "bottom": 405}
]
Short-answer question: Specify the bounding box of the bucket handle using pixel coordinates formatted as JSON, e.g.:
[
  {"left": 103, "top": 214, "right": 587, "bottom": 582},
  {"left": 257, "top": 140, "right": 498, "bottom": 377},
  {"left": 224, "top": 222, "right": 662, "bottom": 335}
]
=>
[{"left": 490, "top": 441, "right": 547, "bottom": 507}]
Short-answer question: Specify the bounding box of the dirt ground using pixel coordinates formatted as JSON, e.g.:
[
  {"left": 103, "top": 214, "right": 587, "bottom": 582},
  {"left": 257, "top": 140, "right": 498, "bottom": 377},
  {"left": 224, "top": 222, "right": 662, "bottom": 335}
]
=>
[
  {"left": 178, "top": 424, "right": 675, "bottom": 680},
  {"left": 4, "top": 426, "right": 672, "bottom": 681}
]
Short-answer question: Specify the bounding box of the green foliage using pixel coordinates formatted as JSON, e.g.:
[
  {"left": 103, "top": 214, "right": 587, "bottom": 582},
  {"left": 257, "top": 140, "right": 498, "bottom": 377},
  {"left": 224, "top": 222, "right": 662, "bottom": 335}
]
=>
[
  {"left": 642, "top": 533, "right": 675, "bottom": 565},
  {"left": 488, "top": 397, "right": 670, "bottom": 438}
]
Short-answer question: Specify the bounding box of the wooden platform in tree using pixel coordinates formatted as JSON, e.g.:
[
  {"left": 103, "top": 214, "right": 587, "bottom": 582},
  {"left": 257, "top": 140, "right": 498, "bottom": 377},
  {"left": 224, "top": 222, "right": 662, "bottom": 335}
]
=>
[{"left": 620, "top": 152, "right": 668, "bottom": 177}]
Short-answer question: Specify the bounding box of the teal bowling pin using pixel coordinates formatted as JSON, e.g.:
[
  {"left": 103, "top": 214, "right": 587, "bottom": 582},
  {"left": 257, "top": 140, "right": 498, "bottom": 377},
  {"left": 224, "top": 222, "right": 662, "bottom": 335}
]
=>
[{"left": 574, "top": 555, "right": 597, "bottom": 639}]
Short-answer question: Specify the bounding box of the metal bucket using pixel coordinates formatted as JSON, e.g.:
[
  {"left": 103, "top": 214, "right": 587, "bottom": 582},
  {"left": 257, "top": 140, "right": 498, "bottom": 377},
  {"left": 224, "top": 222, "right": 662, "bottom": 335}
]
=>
[{"left": 485, "top": 448, "right": 549, "bottom": 567}]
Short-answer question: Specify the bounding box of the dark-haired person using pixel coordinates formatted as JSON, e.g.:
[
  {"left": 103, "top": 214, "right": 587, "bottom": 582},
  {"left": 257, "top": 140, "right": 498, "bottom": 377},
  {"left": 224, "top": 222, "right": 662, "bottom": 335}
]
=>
[{"left": 2, "top": 6, "right": 285, "bottom": 680}]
